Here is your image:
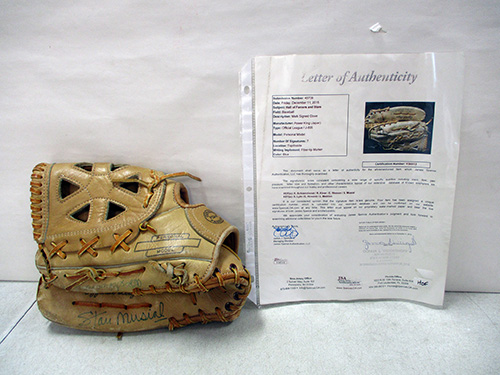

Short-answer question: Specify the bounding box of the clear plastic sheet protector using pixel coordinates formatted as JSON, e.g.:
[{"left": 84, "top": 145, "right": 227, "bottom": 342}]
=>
[{"left": 240, "top": 53, "right": 464, "bottom": 307}]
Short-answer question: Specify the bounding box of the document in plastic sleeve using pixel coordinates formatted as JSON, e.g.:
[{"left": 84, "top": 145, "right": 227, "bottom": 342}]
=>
[{"left": 240, "top": 53, "right": 464, "bottom": 306}]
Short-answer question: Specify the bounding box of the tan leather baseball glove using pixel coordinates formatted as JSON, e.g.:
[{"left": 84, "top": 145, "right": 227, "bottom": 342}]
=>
[
  {"left": 365, "top": 106, "right": 430, "bottom": 152},
  {"left": 30, "top": 162, "right": 251, "bottom": 332}
]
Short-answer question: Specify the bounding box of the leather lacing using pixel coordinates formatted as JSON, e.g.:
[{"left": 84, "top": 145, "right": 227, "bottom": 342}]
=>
[
  {"left": 160, "top": 273, "right": 250, "bottom": 330},
  {"left": 30, "top": 163, "right": 48, "bottom": 241},
  {"left": 62, "top": 260, "right": 189, "bottom": 291},
  {"left": 165, "top": 307, "right": 233, "bottom": 331},
  {"left": 71, "top": 302, "right": 238, "bottom": 333},
  {"left": 33, "top": 166, "right": 200, "bottom": 287},
  {"left": 46, "top": 223, "right": 154, "bottom": 261},
  {"left": 33, "top": 164, "right": 249, "bottom": 330},
  {"left": 149, "top": 261, "right": 188, "bottom": 286},
  {"left": 112, "top": 170, "right": 201, "bottom": 208},
  {"left": 365, "top": 107, "right": 426, "bottom": 129},
  {"left": 41, "top": 224, "right": 155, "bottom": 287},
  {"left": 69, "top": 265, "right": 251, "bottom": 331},
  {"left": 64, "top": 266, "right": 146, "bottom": 291},
  {"left": 367, "top": 119, "right": 431, "bottom": 151},
  {"left": 72, "top": 301, "right": 152, "bottom": 310},
  {"left": 33, "top": 166, "right": 198, "bottom": 260},
  {"left": 131, "top": 266, "right": 250, "bottom": 296},
  {"left": 111, "top": 229, "right": 133, "bottom": 252}
]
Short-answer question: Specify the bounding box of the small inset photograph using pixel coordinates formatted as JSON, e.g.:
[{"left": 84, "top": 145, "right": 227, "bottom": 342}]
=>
[{"left": 363, "top": 101, "right": 435, "bottom": 154}]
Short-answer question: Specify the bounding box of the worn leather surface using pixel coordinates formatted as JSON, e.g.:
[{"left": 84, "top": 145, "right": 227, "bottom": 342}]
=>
[
  {"left": 30, "top": 162, "right": 250, "bottom": 331},
  {"left": 34, "top": 163, "right": 165, "bottom": 247}
]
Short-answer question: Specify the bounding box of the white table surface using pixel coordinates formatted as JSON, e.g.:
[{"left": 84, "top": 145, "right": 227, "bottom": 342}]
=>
[{"left": 0, "top": 281, "right": 498, "bottom": 374}]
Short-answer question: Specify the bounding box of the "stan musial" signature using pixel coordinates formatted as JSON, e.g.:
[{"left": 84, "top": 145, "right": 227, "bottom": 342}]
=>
[{"left": 77, "top": 302, "right": 169, "bottom": 328}]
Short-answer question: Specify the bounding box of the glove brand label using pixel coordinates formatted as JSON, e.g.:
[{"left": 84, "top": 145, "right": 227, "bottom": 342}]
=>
[
  {"left": 203, "top": 209, "right": 224, "bottom": 224},
  {"left": 134, "top": 233, "right": 200, "bottom": 257}
]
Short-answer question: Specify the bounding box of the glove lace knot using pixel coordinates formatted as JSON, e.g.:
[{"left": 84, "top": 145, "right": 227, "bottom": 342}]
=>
[
  {"left": 65, "top": 266, "right": 146, "bottom": 290},
  {"left": 112, "top": 171, "right": 201, "bottom": 208},
  {"left": 65, "top": 267, "right": 106, "bottom": 290},
  {"left": 149, "top": 261, "right": 188, "bottom": 285}
]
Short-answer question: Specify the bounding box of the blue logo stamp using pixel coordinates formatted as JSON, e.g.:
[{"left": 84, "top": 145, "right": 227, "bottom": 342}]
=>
[{"left": 273, "top": 225, "right": 299, "bottom": 239}]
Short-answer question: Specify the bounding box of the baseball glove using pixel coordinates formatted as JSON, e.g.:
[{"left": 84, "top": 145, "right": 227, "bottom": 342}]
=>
[
  {"left": 30, "top": 162, "right": 251, "bottom": 332},
  {"left": 365, "top": 106, "right": 430, "bottom": 152}
]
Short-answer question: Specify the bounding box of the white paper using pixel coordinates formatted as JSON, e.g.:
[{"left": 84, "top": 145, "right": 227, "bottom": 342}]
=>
[{"left": 241, "top": 53, "right": 464, "bottom": 306}]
